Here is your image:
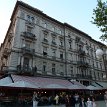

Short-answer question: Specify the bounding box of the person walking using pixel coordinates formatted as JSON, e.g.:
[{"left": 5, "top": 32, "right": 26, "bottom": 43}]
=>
[
  {"left": 33, "top": 91, "right": 38, "bottom": 107},
  {"left": 54, "top": 94, "right": 59, "bottom": 105},
  {"left": 79, "top": 97, "right": 87, "bottom": 107},
  {"left": 65, "top": 94, "right": 71, "bottom": 107},
  {"left": 104, "top": 91, "right": 107, "bottom": 107},
  {"left": 92, "top": 98, "right": 97, "bottom": 107},
  {"left": 87, "top": 97, "right": 93, "bottom": 107}
]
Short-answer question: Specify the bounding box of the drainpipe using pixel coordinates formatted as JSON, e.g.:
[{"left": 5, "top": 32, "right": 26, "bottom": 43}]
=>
[{"left": 64, "top": 25, "right": 67, "bottom": 78}]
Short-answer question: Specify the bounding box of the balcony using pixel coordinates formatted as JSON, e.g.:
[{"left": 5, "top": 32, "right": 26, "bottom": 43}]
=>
[
  {"left": 2, "top": 48, "right": 11, "bottom": 58},
  {"left": 21, "top": 47, "right": 35, "bottom": 56},
  {"left": 17, "top": 65, "right": 37, "bottom": 75},
  {"left": 76, "top": 74, "right": 92, "bottom": 79},
  {"left": 78, "top": 49, "right": 85, "bottom": 56},
  {"left": 22, "top": 32, "right": 36, "bottom": 40},
  {"left": 77, "top": 61, "right": 88, "bottom": 67},
  {"left": 59, "top": 45, "right": 64, "bottom": 50},
  {"left": 42, "top": 38, "right": 49, "bottom": 45}
]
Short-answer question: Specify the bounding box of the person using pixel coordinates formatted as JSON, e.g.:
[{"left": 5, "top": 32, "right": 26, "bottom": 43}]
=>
[
  {"left": 79, "top": 97, "right": 87, "bottom": 107},
  {"left": 74, "top": 93, "right": 79, "bottom": 104},
  {"left": 104, "top": 91, "right": 107, "bottom": 107},
  {"left": 69, "top": 94, "right": 76, "bottom": 107},
  {"left": 87, "top": 97, "right": 93, "bottom": 107},
  {"left": 65, "top": 94, "right": 70, "bottom": 107},
  {"left": 92, "top": 98, "right": 97, "bottom": 107},
  {"left": 54, "top": 94, "right": 59, "bottom": 105},
  {"left": 33, "top": 91, "right": 38, "bottom": 107}
]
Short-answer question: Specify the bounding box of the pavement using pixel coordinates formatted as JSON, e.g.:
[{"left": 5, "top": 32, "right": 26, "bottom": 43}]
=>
[{"left": 0, "top": 100, "right": 106, "bottom": 107}]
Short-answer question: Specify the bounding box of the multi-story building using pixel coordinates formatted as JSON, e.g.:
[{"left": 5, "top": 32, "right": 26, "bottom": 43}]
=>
[{"left": 0, "top": 1, "right": 107, "bottom": 86}]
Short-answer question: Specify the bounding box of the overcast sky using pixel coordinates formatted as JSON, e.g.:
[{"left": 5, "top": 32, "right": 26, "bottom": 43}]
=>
[{"left": 0, "top": 0, "right": 106, "bottom": 45}]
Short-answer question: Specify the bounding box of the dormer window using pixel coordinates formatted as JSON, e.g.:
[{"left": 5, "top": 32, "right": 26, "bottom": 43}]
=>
[
  {"left": 27, "top": 15, "right": 30, "bottom": 21},
  {"left": 31, "top": 17, "right": 35, "bottom": 23},
  {"left": 44, "top": 23, "right": 47, "bottom": 28},
  {"left": 27, "top": 15, "right": 35, "bottom": 23}
]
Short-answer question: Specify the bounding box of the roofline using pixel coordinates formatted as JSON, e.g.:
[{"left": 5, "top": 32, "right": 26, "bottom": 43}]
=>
[{"left": 0, "top": 0, "right": 106, "bottom": 48}]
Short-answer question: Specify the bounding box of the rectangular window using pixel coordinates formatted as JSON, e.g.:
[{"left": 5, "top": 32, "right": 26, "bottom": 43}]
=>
[
  {"left": 43, "top": 47, "right": 47, "bottom": 56},
  {"left": 52, "top": 63, "right": 56, "bottom": 75},
  {"left": 60, "top": 52, "right": 63, "bottom": 59},
  {"left": 43, "top": 62, "right": 46, "bottom": 72}
]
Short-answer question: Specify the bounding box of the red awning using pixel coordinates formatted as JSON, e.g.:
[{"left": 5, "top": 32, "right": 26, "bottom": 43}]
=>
[{"left": 11, "top": 75, "right": 73, "bottom": 90}]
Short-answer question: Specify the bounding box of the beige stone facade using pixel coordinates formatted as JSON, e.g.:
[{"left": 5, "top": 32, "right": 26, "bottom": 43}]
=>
[{"left": 0, "top": 1, "right": 107, "bottom": 86}]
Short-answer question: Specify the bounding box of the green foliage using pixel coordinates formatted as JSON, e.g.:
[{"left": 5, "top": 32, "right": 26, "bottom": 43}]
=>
[{"left": 92, "top": 0, "right": 107, "bottom": 41}]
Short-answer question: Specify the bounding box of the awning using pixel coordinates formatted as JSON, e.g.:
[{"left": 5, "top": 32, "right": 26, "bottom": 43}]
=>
[
  {"left": 95, "top": 82, "right": 107, "bottom": 89},
  {"left": 0, "top": 76, "right": 13, "bottom": 86},
  {"left": 91, "top": 82, "right": 103, "bottom": 88},
  {"left": 86, "top": 85, "right": 102, "bottom": 90},
  {"left": 70, "top": 80, "right": 87, "bottom": 90},
  {"left": 10, "top": 75, "right": 72, "bottom": 89},
  {"left": 0, "top": 74, "right": 88, "bottom": 90},
  {"left": 5, "top": 81, "right": 39, "bottom": 89}
]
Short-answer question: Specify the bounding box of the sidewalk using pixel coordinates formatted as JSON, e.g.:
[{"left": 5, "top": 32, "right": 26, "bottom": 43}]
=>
[
  {"left": 0, "top": 100, "right": 106, "bottom": 107},
  {"left": 39, "top": 101, "right": 106, "bottom": 107}
]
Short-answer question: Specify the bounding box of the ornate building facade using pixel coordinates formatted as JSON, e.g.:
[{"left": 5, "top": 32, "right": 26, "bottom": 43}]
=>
[{"left": 0, "top": 1, "right": 107, "bottom": 86}]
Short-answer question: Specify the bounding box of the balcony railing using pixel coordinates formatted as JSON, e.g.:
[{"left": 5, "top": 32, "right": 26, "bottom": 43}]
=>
[
  {"left": 21, "top": 47, "right": 35, "bottom": 55},
  {"left": 77, "top": 61, "right": 88, "bottom": 67},
  {"left": 17, "top": 65, "right": 37, "bottom": 74},
  {"left": 78, "top": 49, "right": 85, "bottom": 56},
  {"left": 76, "top": 74, "right": 92, "bottom": 79},
  {"left": 22, "top": 32, "right": 36, "bottom": 40}
]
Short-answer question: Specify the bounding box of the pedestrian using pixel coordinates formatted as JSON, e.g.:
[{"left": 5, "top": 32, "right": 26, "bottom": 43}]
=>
[
  {"left": 65, "top": 94, "right": 70, "bottom": 107},
  {"left": 92, "top": 98, "right": 97, "bottom": 107},
  {"left": 69, "top": 94, "right": 76, "bottom": 107},
  {"left": 54, "top": 94, "right": 59, "bottom": 105},
  {"left": 74, "top": 93, "right": 79, "bottom": 104},
  {"left": 104, "top": 91, "right": 107, "bottom": 107},
  {"left": 79, "top": 97, "right": 87, "bottom": 107},
  {"left": 33, "top": 91, "right": 38, "bottom": 107},
  {"left": 87, "top": 97, "right": 93, "bottom": 107}
]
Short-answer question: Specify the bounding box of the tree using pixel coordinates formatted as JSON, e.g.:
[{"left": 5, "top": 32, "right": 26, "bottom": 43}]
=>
[{"left": 92, "top": 0, "right": 107, "bottom": 41}]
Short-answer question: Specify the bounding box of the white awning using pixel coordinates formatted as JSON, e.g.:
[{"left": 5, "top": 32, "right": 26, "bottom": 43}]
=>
[
  {"left": 86, "top": 85, "right": 102, "bottom": 90},
  {"left": 0, "top": 76, "right": 13, "bottom": 86}
]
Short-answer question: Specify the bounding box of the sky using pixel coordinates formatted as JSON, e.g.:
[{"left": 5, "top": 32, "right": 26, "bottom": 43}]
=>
[{"left": 0, "top": 0, "right": 106, "bottom": 45}]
